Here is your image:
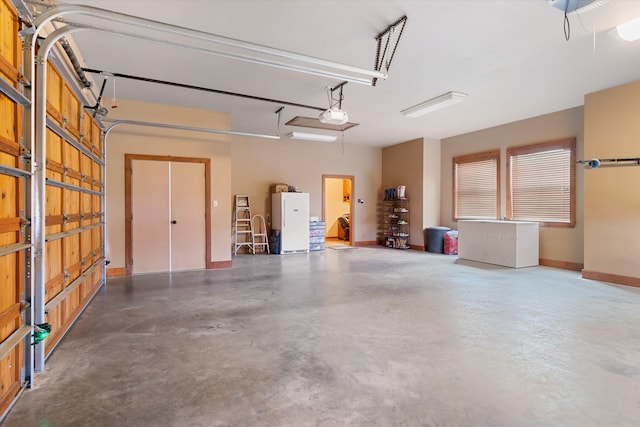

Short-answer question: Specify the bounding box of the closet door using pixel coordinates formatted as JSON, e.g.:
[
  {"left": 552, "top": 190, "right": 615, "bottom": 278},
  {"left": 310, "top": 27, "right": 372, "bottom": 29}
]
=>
[
  {"left": 131, "top": 160, "right": 170, "bottom": 274},
  {"left": 131, "top": 159, "right": 206, "bottom": 274},
  {"left": 170, "top": 162, "right": 205, "bottom": 271}
]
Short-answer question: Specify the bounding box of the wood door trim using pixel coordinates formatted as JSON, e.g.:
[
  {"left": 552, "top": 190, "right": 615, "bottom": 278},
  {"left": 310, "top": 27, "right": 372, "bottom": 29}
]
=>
[
  {"left": 106, "top": 267, "right": 127, "bottom": 278},
  {"left": 322, "top": 174, "right": 355, "bottom": 246},
  {"left": 124, "top": 154, "right": 211, "bottom": 275}
]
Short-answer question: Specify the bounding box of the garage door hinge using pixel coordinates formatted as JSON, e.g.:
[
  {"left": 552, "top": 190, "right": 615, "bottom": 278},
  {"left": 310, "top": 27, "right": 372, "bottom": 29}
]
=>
[
  {"left": 19, "top": 138, "right": 31, "bottom": 158},
  {"left": 20, "top": 215, "right": 31, "bottom": 230}
]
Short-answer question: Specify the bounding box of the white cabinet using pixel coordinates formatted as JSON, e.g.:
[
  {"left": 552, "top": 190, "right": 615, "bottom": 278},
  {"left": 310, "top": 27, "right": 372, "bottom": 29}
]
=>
[{"left": 458, "top": 220, "right": 539, "bottom": 268}]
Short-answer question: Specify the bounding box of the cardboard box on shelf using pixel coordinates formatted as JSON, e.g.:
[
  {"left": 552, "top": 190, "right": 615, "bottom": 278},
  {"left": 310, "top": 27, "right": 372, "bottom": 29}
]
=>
[{"left": 271, "top": 183, "right": 288, "bottom": 193}]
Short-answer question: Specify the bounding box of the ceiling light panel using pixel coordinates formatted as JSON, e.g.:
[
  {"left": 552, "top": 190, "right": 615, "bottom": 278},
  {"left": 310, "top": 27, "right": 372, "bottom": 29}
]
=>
[
  {"left": 287, "top": 131, "right": 337, "bottom": 142},
  {"left": 401, "top": 91, "right": 468, "bottom": 118}
]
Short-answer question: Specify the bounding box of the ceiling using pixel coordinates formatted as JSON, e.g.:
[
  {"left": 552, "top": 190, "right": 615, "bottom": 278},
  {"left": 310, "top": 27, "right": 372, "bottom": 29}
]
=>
[{"left": 48, "top": 0, "right": 640, "bottom": 147}]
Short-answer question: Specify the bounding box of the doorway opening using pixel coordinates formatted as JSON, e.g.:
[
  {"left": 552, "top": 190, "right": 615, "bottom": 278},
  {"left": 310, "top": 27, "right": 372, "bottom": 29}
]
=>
[{"left": 322, "top": 175, "right": 354, "bottom": 247}]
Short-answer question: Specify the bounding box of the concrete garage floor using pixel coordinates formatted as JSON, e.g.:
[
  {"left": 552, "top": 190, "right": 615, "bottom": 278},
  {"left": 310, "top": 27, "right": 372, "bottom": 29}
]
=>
[{"left": 4, "top": 247, "right": 640, "bottom": 426}]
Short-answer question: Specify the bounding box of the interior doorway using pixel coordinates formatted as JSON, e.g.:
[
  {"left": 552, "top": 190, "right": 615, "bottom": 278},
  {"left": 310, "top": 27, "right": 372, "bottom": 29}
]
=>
[
  {"left": 322, "top": 175, "right": 354, "bottom": 246},
  {"left": 125, "top": 154, "right": 211, "bottom": 275}
]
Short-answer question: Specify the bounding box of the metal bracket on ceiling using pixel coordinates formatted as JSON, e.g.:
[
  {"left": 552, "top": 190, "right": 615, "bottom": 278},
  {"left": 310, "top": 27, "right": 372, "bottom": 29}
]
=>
[
  {"left": 86, "top": 75, "right": 110, "bottom": 119},
  {"left": 373, "top": 15, "right": 408, "bottom": 87},
  {"left": 326, "top": 82, "right": 347, "bottom": 110},
  {"left": 275, "top": 107, "right": 284, "bottom": 136}
]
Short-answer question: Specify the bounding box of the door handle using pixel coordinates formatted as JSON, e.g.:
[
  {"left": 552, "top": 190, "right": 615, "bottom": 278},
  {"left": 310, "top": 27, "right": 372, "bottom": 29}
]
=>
[{"left": 171, "top": 220, "right": 177, "bottom": 224}]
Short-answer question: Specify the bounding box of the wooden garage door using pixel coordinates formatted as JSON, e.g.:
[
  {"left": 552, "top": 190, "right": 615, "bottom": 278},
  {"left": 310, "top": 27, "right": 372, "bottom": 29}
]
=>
[
  {"left": 43, "top": 60, "right": 104, "bottom": 358},
  {"left": 0, "top": 0, "right": 28, "bottom": 415}
]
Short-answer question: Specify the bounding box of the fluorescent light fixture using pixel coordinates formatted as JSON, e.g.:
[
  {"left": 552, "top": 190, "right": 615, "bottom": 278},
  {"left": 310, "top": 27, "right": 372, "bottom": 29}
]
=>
[
  {"left": 287, "top": 131, "right": 337, "bottom": 142},
  {"left": 617, "top": 17, "right": 640, "bottom": 42},
  {"left": 401, "top": 91, "right": 468, "bottom": 118}
]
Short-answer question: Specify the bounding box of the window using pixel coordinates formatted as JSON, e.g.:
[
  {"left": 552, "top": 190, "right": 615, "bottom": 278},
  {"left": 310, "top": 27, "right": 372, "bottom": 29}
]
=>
[
  {"left": 453, "top": 150, "right": 500, "bottom": 220},
  {"left": 506, "top": 138, "right": 576, "bottom": 227}
]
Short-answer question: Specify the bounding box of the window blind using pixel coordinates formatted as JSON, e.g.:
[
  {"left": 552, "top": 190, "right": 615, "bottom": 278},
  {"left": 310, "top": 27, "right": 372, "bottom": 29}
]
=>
[
  {"left": 453, "top": 151, "right": 499, "bottom": 219},
  {"left": 507, "top": 139, "right": 575, "bottom": 226}
]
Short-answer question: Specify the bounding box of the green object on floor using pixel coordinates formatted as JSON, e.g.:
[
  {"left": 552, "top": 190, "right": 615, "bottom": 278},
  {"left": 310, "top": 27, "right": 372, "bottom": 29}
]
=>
[{"left": 33, "top": 323, "right": 52, "bottom": 344}]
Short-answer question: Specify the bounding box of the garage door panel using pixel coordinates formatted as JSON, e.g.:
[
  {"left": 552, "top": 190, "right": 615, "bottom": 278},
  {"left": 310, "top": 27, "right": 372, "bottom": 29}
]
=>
[
  {"left": 80, "top": 230, "right": 92, "bottom": 273},
  {"left": 92, "top": 161, "right": 101, "bottom": 189},
  {"left": 91, "top": 121, "right": 101, "bottom": 156},
  {"left": 44, "top": 305, "right": 62, "bottom": 356},
  {"left": 61, "top": 84, "right": 80, "bottom": 141},
  {"left": 92, "top": 194, "right": 101, "bottom": 224},
  {"left": 63, "top": 234, "right": 81, "bottom": 285},
  {"left": 0, "top": 347, "right": 22, "bottom": 416},
  {"left": 63, "top": 144, "right": 81, "bottom": 185},
  {"left": 63, "top": 189, "right": 80, "bottom": 230},
  {"left": 45, "top": 239, "right": 63, "bottom": 303},
  {"left": 0, "top": 179, "right": 20, "bottom": 260},
  {"left": 46, "top": 62, "right": 63, "bottom": 125},
  {"left": 91, "top": 226, "right": 101, "bottom": 262},
  {"left": 0, "top": 0, "right": 26, "bottom": 415},
  {"left": 0, "top": 0, "right": 21, "bottom": 87},
  {"left": 46, "top": 129, "right": 63, "bottom": 167},
  {"left": 81, "top": 112, "right": 92, "bottom": 152},
  {"left": 0, "top": 251, "right": 19, "bottom": 312},
  {"left": 45, "top": 183, "right": 63, "bottom": 235},
  {"left": 81, "top": 192, "right": 91, "bottom": 223},
  {"left": 0, "top": 96, "right": 20, "bottom": 168},
  {"left": 80, "top": 154, "right": 92, "bottom": 190}
]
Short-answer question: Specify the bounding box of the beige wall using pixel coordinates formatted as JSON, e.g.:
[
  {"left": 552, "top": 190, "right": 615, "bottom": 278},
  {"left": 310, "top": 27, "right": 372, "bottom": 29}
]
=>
[
  {"left": 231, "top": 137, "right": 381, "bottom": 244},
  {"left": 441, "top": 107, "right": 585, "bottom": 265},
  {"left": 423, "top": 138, "right": 441, "bottom": 229},
  {"left": 382, "top": 138, "right": 425, "bottom": 248},
  {"left": 584, "top": 81, "right": 640, "bottom": 280},
  {"left": 105, "top": 100, "right": 232, "bottom": 268},
  {"left": 106, "top": 100, "right": 381, "bottom": 268},
  {"left": 324, "top": 178, "right": 350, "bottom": 237}
]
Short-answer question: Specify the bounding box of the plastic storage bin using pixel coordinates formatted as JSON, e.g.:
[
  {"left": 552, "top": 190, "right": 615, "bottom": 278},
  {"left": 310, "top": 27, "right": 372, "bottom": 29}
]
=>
[{"left": 424, "top": 226, "right": 451, "bottom": 253}]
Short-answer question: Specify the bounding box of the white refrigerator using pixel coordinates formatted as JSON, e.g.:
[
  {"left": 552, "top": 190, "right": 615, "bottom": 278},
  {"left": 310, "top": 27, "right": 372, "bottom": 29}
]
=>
[{"left": 272, "top": 192, "right": 309, "bottom": 254}]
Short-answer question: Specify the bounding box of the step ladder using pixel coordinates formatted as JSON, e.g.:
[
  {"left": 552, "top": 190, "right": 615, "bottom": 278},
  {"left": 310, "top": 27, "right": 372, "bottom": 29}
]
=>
[
  {"left": 252, "top": 214, "right": 270, "bottom": 254},
  {"left": 234, "top": 195, "right": 253, "bottom": 255}
]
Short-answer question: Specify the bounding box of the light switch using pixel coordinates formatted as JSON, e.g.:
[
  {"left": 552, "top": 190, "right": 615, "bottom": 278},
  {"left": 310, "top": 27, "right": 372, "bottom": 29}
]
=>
[{"left": 213, "top": 200, "right": 218, "bottom": 207}]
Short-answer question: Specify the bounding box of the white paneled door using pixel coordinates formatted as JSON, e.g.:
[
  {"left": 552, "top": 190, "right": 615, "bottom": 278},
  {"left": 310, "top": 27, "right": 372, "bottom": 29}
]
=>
[
  {"left": 170, "top": 161, "right": 206, "bottom": 271},
  {"left": 131, "top": 160, "right": 205, "bottom": 274}
]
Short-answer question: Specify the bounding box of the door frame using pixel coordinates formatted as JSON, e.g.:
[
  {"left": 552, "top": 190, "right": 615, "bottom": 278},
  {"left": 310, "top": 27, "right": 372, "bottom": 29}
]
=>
[
  {"left": 322, "top": 174, "right": 355, "bottom": 245},
  {"left": 124, "top": 154, "right": 211, "bottom": 275}
]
